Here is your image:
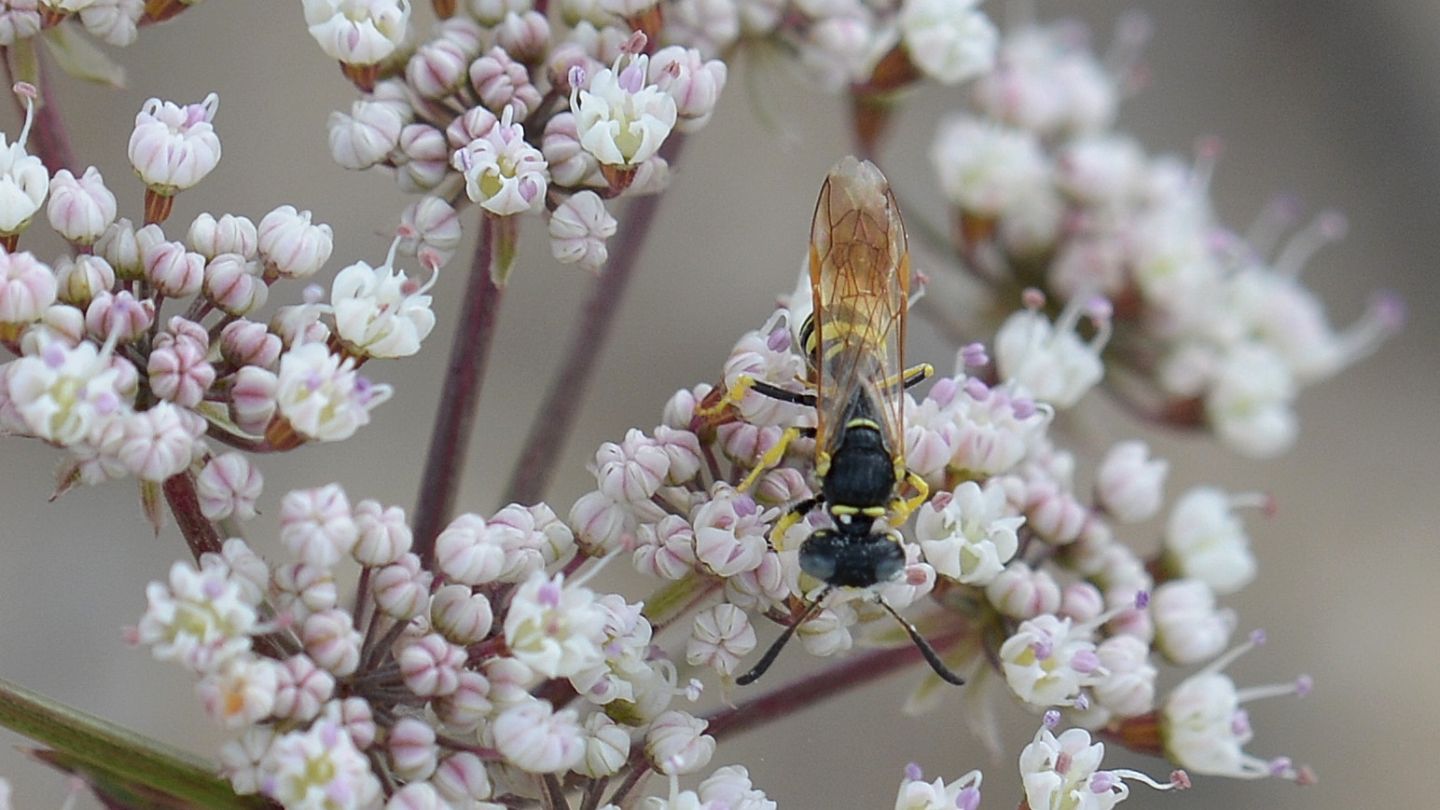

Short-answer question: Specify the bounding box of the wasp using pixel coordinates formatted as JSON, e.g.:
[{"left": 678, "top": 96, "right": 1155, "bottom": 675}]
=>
[{"left": 719, "top": 157, "right": 964, "bottom": 686}]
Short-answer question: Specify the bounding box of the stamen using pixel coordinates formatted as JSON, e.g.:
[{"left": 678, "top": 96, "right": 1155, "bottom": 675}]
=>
[
  {"left": 1043, "top": 709, "right": 1060, "bottom": 728},
  {"left": 904, "top": 762, "right": 923, "bottom": 781},
  {"left": 1273, "top": 210, "right": 1347, "bottom": 278},
  {"left": 960, "top": 342, "right": 989, "bottom": 368},
  {"left": 12, "top": 82, "right": 36, "bottom": 146},
  {"left": 1245, "top": 193, "right": 1302, "bottom": 258}
]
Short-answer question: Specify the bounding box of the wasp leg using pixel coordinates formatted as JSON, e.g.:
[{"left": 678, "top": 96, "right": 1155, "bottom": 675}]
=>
[
  {"left": 888, "top": 469, "right": 930, "bottom": 525},
  {"left": 696, "top": 374, "right": 816, "bottom": 418},
  {"left": 771, "top": 495, "right": 824, "bottom": 550},
  {"left": 736, "top": 585, "right": 834, "bottom": 685},
  {"left": 874, "top": 596, "right": 965, "bottom": 685},
  {"left": 901, "top": 362, "right": 934, "bottom": 390},
  {"left": 737, "top": 425, "right": 816, "bottom": 492},
  {"left": 748, "top": 378, "right": 817, "bottom": 407}
]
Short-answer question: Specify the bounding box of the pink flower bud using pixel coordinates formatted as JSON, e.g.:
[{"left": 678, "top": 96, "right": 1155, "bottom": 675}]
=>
[
  {"left": 444, "top": 106, "right": 498, "bottom": 150},
  {"left": 147, "top": 337, "right": 215, "bottom": 407},
  {"left": 338, "top": 696, "right": 376, "bottom": 749},
  {"left": 127, "top": 94, "right": 221, "bottom": 193},
  {"left": 987, "top": 561, "right": 1062, "bottom": 619},
  {"left": 398, "top": 196, "right": 461, "bottom": 271},
  {"left": 549, "top": 190, "right": 616, "bottom": 272},
  {"left": 219, "top": 319, "right": 282, "bottom": 370},
  {"left": 228, "top": 365, "right": 277, "bottom": 434},
  {"left": 649, "top": 46, "right": 727, "bottom": 132},
  {"left": 203, "top": 253, "right": 267, "bottom": 315},
  {"left": 142, "top": 239, "right": 204, "bottom": 297},
  {"left": 541, "top": 111, "right": 599, "bottom": 187},
  {"left": 373, "top": 553, "right": 432, "bottom": 619},
  {"left": 328, "top": 99, "right": 404, "bottom": 170},
  {"left": 752, "top": 466, "right": 810, "bottom": 507},
  {"left": 432, "top": 670, "right": 492, "bottom": 732},
  {"left": 0, "top": 249, "right": 56, "bottom": 326},
  {"left": 469, "top": 47, "right": 543, "bottom": 119},
  {"left": 272, "top": 563, "right": 339, "bottom": 625},
  {"left": 1093, "top": 635, "right": 1156, "bottom": 717},
  {"left": 84, "top": 290, "right": 154, "bottom": 342},
  {"left": 279, "top": 484, "right": 358, "bottom": 568},
  {"left": 430, "top": 584, "right": 494, "bottom": 644},
  {"left": 492, "top": 700, "right": 584, "bottom": 774},
  {"left": 1152, "top": 579, "right": 1235, "bottom": 665},
  {"left": 662, "top": 385, "right": 705, "bottom": 430},
  {"left": 54, "top": 255, "right": 115, "bottom": 306},
  {"left": 686, "top": 603, "right": 755, "bottom": 676},
  {"left": 494, "top": 11, "right": 550, "bottom": 64},
  {"left": 432, "top": 752, "right": 492, "bottom": 803},
  {"left": 406, "top": 36, "right": 470, "bottom": 98},
  {"left": 352, "top": 498, "right": 412, "bottom": 566},
  {"left": 257, "top": 205, "right": 333, "bottom": 280},
  {"left": 1026, "top": 481, "right": 1088, "bottom": 544},
  {"left": 387, "top": 716, "right": 438, "bottom": 781},
  {"left": 95, "top": 218, "right": 143, "bottom": 280},
  {"left": 196, "top": 452, "right": 262, "bottom": 521},
  {"left": 433, "top": 513, "right": 506, "bottom": 585},
  {"left": 569, "top": 490, "right": 632, "bottom": 555},
  {"left": 595, "top": 428, "right": 669, "bottom": 502},
  {"left": 271, "top": 654, "right": 335, "bottom": 721},
  {"left": 398, "top": 633, "right": 464, "bottom": 697},
  {"left": 395, "top": 123, "right": 449, "bottom": 192},
  {"left": 46, "top": 167, "right": 116, "bottom": 244},
  {"left": 1060, "top": 582, "right": 1106, "bottom": 623},
  {"left": 188, "top": 212, "right": 257, "bottom": 259},
  {"left": 644, "top": 711, "right": 715, "bottom": 775},
  {"left": 301, "top": 608, "right": 363, "bottom": 676}
]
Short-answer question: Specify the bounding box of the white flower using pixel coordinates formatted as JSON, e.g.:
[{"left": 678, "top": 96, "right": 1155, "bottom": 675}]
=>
[
  {"left": 452, "top": 107, "right": 548, "bottom": 216},
  {"left": 930, "top": 116, "right": 1048, "bottom": 218},
  {"left": 949, "top": 380, "right": 1048, "bottom": 474},
  {"left": 914, "top": 480, "right": 1022, "bottom": 585},
  {"left": 492, "top": 698, "right": 585, "bottom": 773},
  {"left": 197, "top": 657, "right": 279, "bottom": 728},
  {"left": 262, "top": 713, "right": 382, "bottom": 809},
  {"left": 274, "top": 342, "right": 393, "bottom": 442},
  {"left": 1151, "top": 579, "right": 1234, "bottom": 666},
  {"left": 1206, "top": 344, "right": 1297, "bottom": 458},
  {"left": 503, "top": 571, "right": 607, "bottom": 678},
  {"left": 1164, "top": 487, "right": 1258, "bottom": 595},
  {"left": 899, "top": 0, "right": 997, "bottom": 85},
  {"left": 994, "top": 300, "right": 1107, "bottom": 409},
  {"left": 1095, "top": 441, "right": 1168, "bottom": 524},
  {"left": 136, "top": 557, "right": 257, "bottom": 673},
  {"left": 549, "top": 190, "right": 616, "bottom": 271},
  {"left": 998, "top": 613, "right": 1101, "bottom": 709},
  {"left": 77, "top": 0, "right": 144, "bottom": 47},
  {"left": 127, "top": 94, "right": 221, "bottom": 193},
  {"left": 220, "top": 727, "right": 275, "bottom": 795},
  {"left": 572, "top": 53, "right": 678, "bottom": 167},
  {"left": 5, "top": 339, "right": 124, "bottom": 445},
  {"left": 330, "top": 254, "right": 436, "bottom": 359},
  {"left": 894, "top": 766, "right": 981, "bottom": 810},
  {"left": 0, "top": 95, "right": 47, "bottom": 234},
  {"left": 303, "top": 0, "right": 411, "bottom": 65},
  {"left": 1020, "top": 726, "right": 1182, "bottom": 810}
]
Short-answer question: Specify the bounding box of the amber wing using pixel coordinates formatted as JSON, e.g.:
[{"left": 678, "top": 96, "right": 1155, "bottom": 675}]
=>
[{"left": 806, "top": 157, "right": 911, "bottom": 469}]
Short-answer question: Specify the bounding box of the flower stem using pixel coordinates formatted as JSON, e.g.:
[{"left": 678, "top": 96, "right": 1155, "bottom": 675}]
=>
[
  {"left": 501, "top": 135, "right": 687, "bottom": 507},
  {"left": 412, "top": 214, "right": 504, "bottom": 567},
  {"left": 701, "top": 628, "right": 967, "bottom": 742},
  {"left": 161, "top": 471, "right": 223, "bottom": 561}
]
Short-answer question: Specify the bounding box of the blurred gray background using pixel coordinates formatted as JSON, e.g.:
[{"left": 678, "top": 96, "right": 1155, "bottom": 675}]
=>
[{"left": 1, "top": 1, "right": 1435, "bottom": 807}]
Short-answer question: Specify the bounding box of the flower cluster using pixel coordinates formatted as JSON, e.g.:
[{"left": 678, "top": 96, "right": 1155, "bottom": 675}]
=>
[
  {"left": 310, "top": 0, "right": 1001, "bottom": 277},
  {"left": 0, "top": 0, "right": 202, "bottom": 52},
  {"left": 134, "top": 476, "right": 770, "bottom": 809},
  {"left": 0, "top": 86, "right": 432, "bottom": 519},
  {"left": 562, "top": 275, "right": 1314, "bottom": 793},
  {"left": 924, "top": 16, "right": 1402, "bottom": 456}
]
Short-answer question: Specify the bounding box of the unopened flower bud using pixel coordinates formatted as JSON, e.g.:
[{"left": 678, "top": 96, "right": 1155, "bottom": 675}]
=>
[
  {"left": 273, "top": 563, "right": 339, "bottom": 624},
  {"left": 444, "top": 106, "right": 498, "bottom": 151},
  {"left": 219, "top": 319, "right": 281, "bottom": 370},
  {"left": 495, "top": 10, "right": 550, "bottom": 63},
  {"left": 148, "top": 336, "right": 215, "bottom": 407},
  {"left": 188, "top": 212, "right": 257, "bottom": 259},
  {"left": 395, "top": 123, "right": 450, "bottom": 192},
  {"left": 279, "top": 483, "right": 358, "bottom": 568},
  {"left": 271, "top": 654, "right": 334, "bottom": 721},
  {"left": 142, "top": 240, "right": 204, "bottom": 297},
  {"left": 577, "top": 713, "right": 630, "bottom": 778},
  {"left": 228, "top": 365, "right": 277, "bottom": 434},
  {"left": 541, "top": 111, "right": 600, "bottom": 187},
  {"left": 352, "top": 499, "right": 411, "bottom": 566},
  {"left": 398, "top": 196, "right": 461, "bottom": 270},
  {"left": 54, "top": 255, "right": 115, "bottom": 306},
  {"left": 398, "top": 633, "right": 465, "bottom": 697},
  {"left": 0, "top": 249, "right": 56, "bottom": 328},
  {"left": 46, "top": 167, "right": 116, "bottom": 244},
  {"left": 258, "top": 205, "right": 333, "bottom": 280},
  {"left": 302, "top": 607, "right": 363, "bottom": 676},
  {"left": 432, "top": 670, "right": 492, "bottom": 731},
  {"left": 95, "top": 218, "right": 142, "bottom": 280},
  {"left": 549, "top": 190, "right": 616, "bottom": 272},
  {"left": 128, "top": 93, "right": 221, "bottom": 194},
  {"left": 469, "top": 46, "right": 544, "bottom": 120},
  {"left": 430, "top": 584, "right": 494, "bottom": 644},
  {"left": 407, "top": 37, "right": 470, "bottom": 99},
  {"left": 196, "top": 452, "right": 262, "bottom": 521},
  {"left": 987, "top": 561, "right": 1062, "bottom": 619},
  {"left": 1096, "top": 440, "right": 1168, "bottom": 524},
  {"left": 645, "top": 711, "right": 715, "bottom": 775},
  {"left": 649, "top": 46, "right": 727, "bottom": 132},
  {"left": 204, "top": 253, "right": 267, "bottom": 316},
  {"left": 388, "top": 717, "right": 439, "bottom": 782},
  {"left": 432, "top": 752, "right": 492, "bottom": 803},
  {"left": 373, "top": 553, "right": 432, "bottom": 619},
  {"left": 85, "top": 290, "right": 153, "bottom": 342}
]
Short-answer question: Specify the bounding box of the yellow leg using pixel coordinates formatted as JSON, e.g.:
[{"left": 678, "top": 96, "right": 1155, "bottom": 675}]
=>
[
  {"left": 889, "top": 470, "right": 930, "bottom": 525},
  {"left": 771, "top": 508, "right": 805, "bottom": 550},
  {"left": 882, "top": 363, "right": 934, "bottom": 391},
  {"left": 695, "top": 374, "right": 756, "bottom": 418},
  {"left": 737, "top": 425, "right": 802, "bottom": 492}
]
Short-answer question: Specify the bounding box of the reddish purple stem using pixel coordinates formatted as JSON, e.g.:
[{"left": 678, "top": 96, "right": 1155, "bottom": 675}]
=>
[
  {"left": 501, "top": 134, "right": 687, "bottom": 507},
  {"left": 412, "top": 215, "right": 504, "bottom": 566}
]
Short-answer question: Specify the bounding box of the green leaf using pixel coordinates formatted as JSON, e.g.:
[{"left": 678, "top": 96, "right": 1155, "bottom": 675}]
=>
[
  {"left": 41, "top": 24, "right": 126, "bottom": 88},
  {"left": 0, "top": 676, "right": 268, "bottom": 808}
]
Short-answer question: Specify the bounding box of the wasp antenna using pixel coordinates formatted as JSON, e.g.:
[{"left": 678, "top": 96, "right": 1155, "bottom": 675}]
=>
[
  {"left": 875, "top": 597, "right": 965, "bottom": 686},
  {"left": 736, "top": 588, "right": 833, "bottom": 685}
]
